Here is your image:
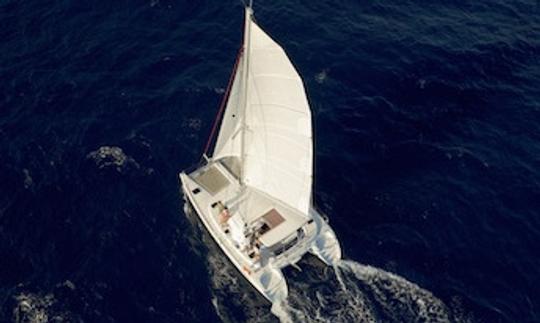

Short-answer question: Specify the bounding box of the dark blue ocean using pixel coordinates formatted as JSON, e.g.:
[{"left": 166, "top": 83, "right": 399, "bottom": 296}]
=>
[{"left": 1, "top": 0, "right": 539, "bottom": 322}]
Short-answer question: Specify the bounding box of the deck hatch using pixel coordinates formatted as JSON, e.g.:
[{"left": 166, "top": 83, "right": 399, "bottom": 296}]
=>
[
  {"left": 193, "top": 165, "right": 230, "bottom": 195},
  {"left": 262, "top": 209, "right": 285, "bottom": 229}
]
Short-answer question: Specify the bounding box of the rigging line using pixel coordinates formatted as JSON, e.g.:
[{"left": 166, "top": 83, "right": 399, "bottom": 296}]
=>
[{"left": 201, "top": 46, "right": 244, "bottom": 160}]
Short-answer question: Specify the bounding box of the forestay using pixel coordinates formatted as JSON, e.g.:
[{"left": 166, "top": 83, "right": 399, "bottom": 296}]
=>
[{"left": 213, "top": 11, "right": 313, "bottom": 215}]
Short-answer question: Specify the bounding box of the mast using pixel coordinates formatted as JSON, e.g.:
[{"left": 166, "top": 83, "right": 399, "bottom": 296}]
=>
[
  {"left": 209, "top": 1, "right": 314, "bottom": 214},
  {"left": 239, "top": 3, "right": 253, "bottom": 186}
]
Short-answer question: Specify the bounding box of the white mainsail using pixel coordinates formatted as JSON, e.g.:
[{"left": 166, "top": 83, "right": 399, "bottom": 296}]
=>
[{"left": 213, "top": 9, "right": 313, "bottom": 215}]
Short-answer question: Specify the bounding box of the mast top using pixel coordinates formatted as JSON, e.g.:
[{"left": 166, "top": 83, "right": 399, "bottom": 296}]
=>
[{"left": 246, "top": 1, "right": 253, "bottom": 18}]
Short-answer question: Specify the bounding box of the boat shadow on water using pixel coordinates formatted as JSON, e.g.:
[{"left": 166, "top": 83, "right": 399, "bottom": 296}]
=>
[{"left": 182, "top": 199, "right": 475, "bottom": 323}]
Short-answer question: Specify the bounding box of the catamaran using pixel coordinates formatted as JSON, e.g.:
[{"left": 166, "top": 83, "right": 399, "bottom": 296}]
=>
[{"left": 179, "top": 2, "right": 341, "bottom": 310}]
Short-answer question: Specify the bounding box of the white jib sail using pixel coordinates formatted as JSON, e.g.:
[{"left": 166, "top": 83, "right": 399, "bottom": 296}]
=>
[
  {"left": 213, "top": 10, "right": 313, "bottom": 215},
  {"left": 212, "top": 54, "right": 244, "bottom": 162}
]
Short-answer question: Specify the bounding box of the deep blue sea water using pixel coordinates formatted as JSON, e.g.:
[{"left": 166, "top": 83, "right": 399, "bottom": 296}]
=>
[{"left": 1, "top": 0, "right": 540, "bottom": 322}]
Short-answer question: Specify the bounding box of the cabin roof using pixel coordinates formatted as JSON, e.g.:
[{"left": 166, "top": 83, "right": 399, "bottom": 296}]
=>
[
  {"left": 262, "top": 209, "right": 285, "bottom": 228},
  {"left": 258, "top": 208, "right": 306, "bottom": 247},
  {"left": 239, "top": 188, "right": 308, "bottom": 247}
]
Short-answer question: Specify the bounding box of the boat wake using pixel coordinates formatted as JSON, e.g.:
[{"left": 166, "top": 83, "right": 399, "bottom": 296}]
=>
[
  {"left": 184, "top": 202, "right": 473, "bottom": 323},
  {"left": 273, "top": 259, "right": 456, "bottom": 323},
  {"left": 206, "top": 254, "right": 475, "bottom": 323}
]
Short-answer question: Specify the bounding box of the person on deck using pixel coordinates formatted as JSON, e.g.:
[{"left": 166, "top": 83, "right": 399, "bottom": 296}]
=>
[{"left": 217, "top": 201, "right": 231, "bottom": 225}]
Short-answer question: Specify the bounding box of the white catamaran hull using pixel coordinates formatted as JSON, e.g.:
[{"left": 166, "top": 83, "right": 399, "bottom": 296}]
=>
[
  {"left": 180, "top": 162, "right": 341, "bottom": 306},
  {"left": 178, "top": 4, "right": 342, "bottom": 311}
]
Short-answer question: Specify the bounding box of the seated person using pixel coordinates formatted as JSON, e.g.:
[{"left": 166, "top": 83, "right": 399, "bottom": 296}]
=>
[{"left": 217, "top": 202, "right": 231, "bottom": 225}]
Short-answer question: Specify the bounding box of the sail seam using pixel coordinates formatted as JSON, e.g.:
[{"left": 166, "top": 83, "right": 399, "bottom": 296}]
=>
[
  {"left": 252, "top": 74, "right": 299, "bottom": 81},
  {"left": 250, "top": 103, "right": 308, "bottom": 114}
]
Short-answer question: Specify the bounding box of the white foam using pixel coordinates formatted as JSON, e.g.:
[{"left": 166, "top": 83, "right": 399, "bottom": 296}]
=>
[
  {"left": 337, "top": 259, "right": 451, "bottom": 322},
  {"left": 13, "top": 292, "right": 55, "bottom": 323},
  {"left": 267, "top": 259, "right": 457, "bottom": 323},
  {"left": 86, "top": 146, "right": 140, "bottom": 171},
  {"left": 315, "top": 69, "right": 329, "bottom": 84},
  {"left": 271, "top": 301, "right": 295, "bottom": 323}
]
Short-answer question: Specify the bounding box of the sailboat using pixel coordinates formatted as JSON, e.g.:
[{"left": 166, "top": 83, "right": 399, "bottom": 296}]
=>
[{"left": 179, "top": 2, "right": 341, "bottom": 309}]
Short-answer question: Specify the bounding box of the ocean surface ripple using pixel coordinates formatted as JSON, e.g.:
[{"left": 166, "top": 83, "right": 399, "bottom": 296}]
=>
[{"left": 1, "top": 0, "right": 539, "bottom": 322}]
